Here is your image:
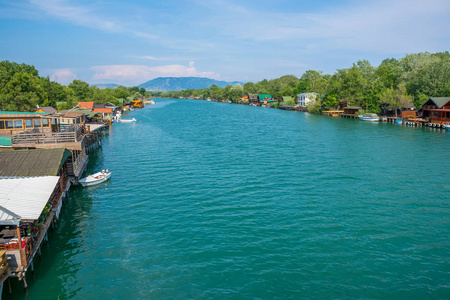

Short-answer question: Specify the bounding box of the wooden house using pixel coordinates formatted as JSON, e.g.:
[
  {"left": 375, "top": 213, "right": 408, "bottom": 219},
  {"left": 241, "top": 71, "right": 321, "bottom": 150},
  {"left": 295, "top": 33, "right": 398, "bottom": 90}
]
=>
[
  {"left": 248, "top": 94, "right": 259, "bottom": 105},
  {"left": 0, "top": 112, "right": 52, "bottom": 141},
  {"left": 341, "top": 106, "right": 362, "bottom": 119},
  {"left": 380, "top": 101, "right": 416, "bottom": 118},
  {"left": 93, "top": 108, "right": 113, "bottom": 120},
  {"left": 419, "top": 97, "right": 450, "bottom": 125},
  {"left": 35, "top": 107, "right": 57, "bottom": 114}
]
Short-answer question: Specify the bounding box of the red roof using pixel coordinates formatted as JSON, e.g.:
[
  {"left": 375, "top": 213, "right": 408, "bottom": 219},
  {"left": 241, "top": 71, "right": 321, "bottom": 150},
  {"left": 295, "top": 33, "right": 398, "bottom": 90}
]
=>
[
  {"left": 78, "top": 102, "right": 94, "bottom": 110},
  {"left": 93, "top": 108, "right": 113, "bottom": 113}
]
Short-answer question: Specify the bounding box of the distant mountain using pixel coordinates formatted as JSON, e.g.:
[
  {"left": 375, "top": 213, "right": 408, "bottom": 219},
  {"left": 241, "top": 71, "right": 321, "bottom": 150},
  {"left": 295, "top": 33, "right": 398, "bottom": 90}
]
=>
[
  {"left": 93, "top": 83, "right": 120, "bottom": 89},
  {"left": 138, "top": 77, "right": 244, "bottom": 91}
]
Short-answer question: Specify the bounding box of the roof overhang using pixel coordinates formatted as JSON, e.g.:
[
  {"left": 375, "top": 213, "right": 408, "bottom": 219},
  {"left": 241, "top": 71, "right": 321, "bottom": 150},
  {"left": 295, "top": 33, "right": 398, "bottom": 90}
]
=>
[{"left": 0, "top": 176, "right": 59, "bottom": 225}]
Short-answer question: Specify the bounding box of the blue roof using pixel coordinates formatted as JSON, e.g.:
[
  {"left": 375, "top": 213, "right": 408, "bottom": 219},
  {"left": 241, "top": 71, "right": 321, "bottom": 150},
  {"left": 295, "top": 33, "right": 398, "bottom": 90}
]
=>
[{"left": 0, "top": 111, "right": 48, "bottom": 115}]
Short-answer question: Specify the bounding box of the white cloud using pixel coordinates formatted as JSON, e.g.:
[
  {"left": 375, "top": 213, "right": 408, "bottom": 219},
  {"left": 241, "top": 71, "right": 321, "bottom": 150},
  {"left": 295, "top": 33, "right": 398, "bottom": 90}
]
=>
[
  {"left": 91, "top": 63, "right": 219, "bottom": 85},
  {"left": 197, "top": 0, "right": 450, "bottom": 53},
  {"left": 28, "top": 0, "right": 159, "bottom": 39},
  {"left": 50, "top": 68, "right": 76, "bottom": 85}
]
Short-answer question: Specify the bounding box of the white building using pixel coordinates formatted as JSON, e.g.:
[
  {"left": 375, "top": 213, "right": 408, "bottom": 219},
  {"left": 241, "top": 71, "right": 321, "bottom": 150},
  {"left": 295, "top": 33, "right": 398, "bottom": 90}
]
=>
[{"left": 297, "top": 92, "right": 318, "bottom": 107}]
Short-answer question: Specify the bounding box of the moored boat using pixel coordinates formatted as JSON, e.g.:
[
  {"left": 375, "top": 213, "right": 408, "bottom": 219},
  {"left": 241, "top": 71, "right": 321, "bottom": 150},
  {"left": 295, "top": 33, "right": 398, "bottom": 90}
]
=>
[
  {"left": 359, "top": 113, "right": 379, "bottom": 122},
  {"left": 117, "top": 118, "right": 136, "bottom": 123},
  {"left": 79, "top": 170, "right": 112, "bottom": 187}
]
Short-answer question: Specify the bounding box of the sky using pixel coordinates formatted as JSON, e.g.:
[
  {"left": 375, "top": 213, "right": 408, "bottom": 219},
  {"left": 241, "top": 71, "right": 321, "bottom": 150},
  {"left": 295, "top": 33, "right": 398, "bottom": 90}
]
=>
[{"left": 0, "top": 0, "right": 449, "bottom": 86}]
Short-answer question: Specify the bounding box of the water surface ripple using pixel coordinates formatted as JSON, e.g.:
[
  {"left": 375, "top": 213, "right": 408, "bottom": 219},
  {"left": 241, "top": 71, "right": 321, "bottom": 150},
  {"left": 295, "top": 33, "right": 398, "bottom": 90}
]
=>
[{"left": 9, "top": 99, "right": 450, "bottom": 299}]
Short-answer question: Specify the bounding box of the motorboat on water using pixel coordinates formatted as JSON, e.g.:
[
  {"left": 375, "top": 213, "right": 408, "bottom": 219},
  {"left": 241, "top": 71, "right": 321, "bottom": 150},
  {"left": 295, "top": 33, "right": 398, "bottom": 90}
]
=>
[
  {"left": 359, "top": 113, "right": 380, "bottom": 122},
  {"left": 79, "top": 170, "right": 112, "bottom": 187},
  {"left": 444, "top": 124, "right": 450, "bottom": 130},
  {"left": 117, "top": 118, "right": 136, "bottom": 123}
]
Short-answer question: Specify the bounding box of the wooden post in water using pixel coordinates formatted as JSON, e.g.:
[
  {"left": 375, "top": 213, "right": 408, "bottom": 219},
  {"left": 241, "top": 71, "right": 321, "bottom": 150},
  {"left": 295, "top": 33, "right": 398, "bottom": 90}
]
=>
[{"left": 16, "top": 227, "right": 27, "bottom": 268}]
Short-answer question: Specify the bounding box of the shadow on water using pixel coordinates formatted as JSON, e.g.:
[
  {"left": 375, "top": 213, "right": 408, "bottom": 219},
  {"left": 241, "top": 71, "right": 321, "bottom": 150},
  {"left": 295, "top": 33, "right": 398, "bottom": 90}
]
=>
[{"left": 2, "top": 146, "right": 106, "bottom": 300}]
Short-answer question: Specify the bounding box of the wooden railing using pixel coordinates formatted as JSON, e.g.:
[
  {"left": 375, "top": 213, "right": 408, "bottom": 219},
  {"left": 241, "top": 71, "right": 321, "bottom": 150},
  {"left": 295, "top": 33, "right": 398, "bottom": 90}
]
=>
[
  {"left": 431, "top": 116, "right": 450, "bottom": 122},
  {"left": 11, "top": 125, "right": 84, "bottom": 145}
]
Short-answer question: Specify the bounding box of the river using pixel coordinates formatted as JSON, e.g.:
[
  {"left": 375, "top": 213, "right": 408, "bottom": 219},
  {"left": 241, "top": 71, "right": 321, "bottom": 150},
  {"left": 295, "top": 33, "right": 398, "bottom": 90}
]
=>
[{"left": 6, "top": 98, "right": 450, "bottom": 299}]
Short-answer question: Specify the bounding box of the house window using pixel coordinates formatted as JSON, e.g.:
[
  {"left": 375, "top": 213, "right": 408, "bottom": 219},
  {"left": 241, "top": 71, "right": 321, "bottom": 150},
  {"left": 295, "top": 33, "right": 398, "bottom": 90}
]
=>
[
  {"left": 14, "top": 120, "right": 23, "bottom": 128},
  {"left": 0, "top": 121, "right": 4, "bottom": 129},
  {"left": 5, "top": 121, "right": 13, "bottom": 129},
  {"left": 34, "top": 119, "right": 41, "bottom": 127},
  {"left": 42, "top": 119, "right": 49, "bottom": 127},
  {"left": 26, "top": 119, "right": 33, "bottom": 128}
]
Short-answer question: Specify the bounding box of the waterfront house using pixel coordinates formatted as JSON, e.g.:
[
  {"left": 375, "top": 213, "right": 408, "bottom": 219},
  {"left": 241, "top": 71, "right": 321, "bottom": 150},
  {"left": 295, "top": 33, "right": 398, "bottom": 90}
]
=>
[
  {"left": 341, "top": 106, "right": 362, "bottom": 118},
  {"left": 93, "top": 107, "right": 113, "bottom": 120},
  {"left": 0, "top": 112, "right": 52, "bottom": 147},
  {"left": 297, "top": 92, "right": 318, "bottom": 107},
  {"left": 77, "top": 101, "right": 94, "bottom": 110},
  {"left": 419, "top": 97, "right": 450, "bottom": 125},
  {"left": 258, "top": 94, "right": 272, "bottom": 104},
  {"left": 248, "top": 94, "right": 259, "bottom": 105},
  {"left": 35, "top": 106, "right": 57, "bottom": 114},
  {"left": 0, "top": 148, "right": 72, "bottom": 281},
  {"left": 380, "top": 101, "right": 416, "bottom": 118}
]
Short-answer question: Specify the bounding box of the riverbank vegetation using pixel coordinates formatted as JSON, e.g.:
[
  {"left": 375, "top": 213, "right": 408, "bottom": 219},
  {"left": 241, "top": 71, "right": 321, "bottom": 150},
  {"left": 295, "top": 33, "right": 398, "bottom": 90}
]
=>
[
  {"left": 1, "top": 52, "right": 449, "bottom": 112},
  {"left": 150, "top": 52, "right": 450, "bottom": 112},
  {"left": 0, "top": 61, "right": 149, "bottom": 111}
]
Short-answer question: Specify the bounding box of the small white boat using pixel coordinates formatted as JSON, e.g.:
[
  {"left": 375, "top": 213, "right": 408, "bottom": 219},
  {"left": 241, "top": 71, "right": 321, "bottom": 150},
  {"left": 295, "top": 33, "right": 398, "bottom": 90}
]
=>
[
  {"left": 359, "top": 113, "right": 379, "bottom": 122},
  {"left": 117, "top": 118, "right": 136, "bottom": 123},
  {"left": 444, "top": 124, "right": 450, "bottom": 130},
  {"left": 79, "top": 170, "right": 112, "bottom": 187}
]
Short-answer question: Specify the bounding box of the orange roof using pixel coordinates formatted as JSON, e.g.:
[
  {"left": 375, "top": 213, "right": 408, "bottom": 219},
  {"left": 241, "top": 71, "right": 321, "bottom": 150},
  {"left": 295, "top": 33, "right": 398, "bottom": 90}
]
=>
[
  {"left": 78, "top": 102, "right": 94, "bottom": 110},
  {"left": 242, "top": 95, "right": 249, "bottom": 99},
  {"left": 93, "top": 108, "right": 113, "bottom": 113}
]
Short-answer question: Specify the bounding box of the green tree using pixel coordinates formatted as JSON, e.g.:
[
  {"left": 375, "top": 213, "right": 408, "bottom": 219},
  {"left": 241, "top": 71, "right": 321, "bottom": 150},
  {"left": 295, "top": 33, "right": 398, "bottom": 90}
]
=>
[{"left": 379, "top": 84, "right": 413, "bottom": 117}]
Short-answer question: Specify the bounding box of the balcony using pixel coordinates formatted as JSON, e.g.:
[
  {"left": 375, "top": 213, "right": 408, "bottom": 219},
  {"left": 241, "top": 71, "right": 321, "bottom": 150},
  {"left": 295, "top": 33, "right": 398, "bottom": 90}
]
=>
[{"left": 11, "top": 124, "right": 86, "bottom": 150}]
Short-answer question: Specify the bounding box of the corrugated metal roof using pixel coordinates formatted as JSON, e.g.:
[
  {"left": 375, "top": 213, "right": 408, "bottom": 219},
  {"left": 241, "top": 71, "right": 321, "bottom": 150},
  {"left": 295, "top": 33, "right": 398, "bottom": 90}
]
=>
[
  {"left": 0, "top": 176, "right": 59, "bottom": 223},
  {"left": 37, "top": 107, "right": 58, "bottom": 113},
  {"left": 0, "top": 148, "right": 71, "bottom": 176}
]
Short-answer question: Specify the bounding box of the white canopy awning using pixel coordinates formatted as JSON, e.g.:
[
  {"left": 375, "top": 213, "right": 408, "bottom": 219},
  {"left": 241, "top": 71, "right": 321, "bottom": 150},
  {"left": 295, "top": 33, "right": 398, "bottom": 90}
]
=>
[{"left": 0, "top": 176, "right": 60, "bottom": 225}]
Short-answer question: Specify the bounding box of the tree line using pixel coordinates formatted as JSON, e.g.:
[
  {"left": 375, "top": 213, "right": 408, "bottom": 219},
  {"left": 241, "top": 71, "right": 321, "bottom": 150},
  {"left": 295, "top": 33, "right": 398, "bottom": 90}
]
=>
[
  {"left": 1, "top": 52, "right": 449, "bottom": 113},
  {"left": 0, "top": 60, "right": 149, "bottom": 111},
  {"left": 150, "top": 52, "right": 450, "bottom": 112}
]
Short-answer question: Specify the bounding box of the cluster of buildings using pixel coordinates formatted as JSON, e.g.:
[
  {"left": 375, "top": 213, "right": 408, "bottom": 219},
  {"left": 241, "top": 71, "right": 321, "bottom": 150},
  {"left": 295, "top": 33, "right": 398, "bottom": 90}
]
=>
[
  {"left": 0, "top": 100, "right": 128, "bottom": 294},
  {"left": 233, "top": 92, "right": 318, "bottom": 108},
  {"left": 209, "top": 92, "right": 450, "bottom": 128}
]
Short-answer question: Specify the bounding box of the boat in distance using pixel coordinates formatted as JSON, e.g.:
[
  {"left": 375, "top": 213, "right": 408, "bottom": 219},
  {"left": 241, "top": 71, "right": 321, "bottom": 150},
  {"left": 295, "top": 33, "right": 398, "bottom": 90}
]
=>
[
  {"left": 117, "top": 118, "right": 136, "bottom": 123},
  {"left": 359, "top": 113, "right": 380, "bottom": 122},
  {"left": 79, "top": 170, "right": 112, "bottom": 187}
]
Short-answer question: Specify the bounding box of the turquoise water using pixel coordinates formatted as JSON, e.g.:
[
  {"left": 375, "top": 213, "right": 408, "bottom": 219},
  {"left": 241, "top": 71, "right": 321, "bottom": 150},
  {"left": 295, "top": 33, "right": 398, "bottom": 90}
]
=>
[{"left": 6, "top": 99, "right": 450, "bottom": 299}]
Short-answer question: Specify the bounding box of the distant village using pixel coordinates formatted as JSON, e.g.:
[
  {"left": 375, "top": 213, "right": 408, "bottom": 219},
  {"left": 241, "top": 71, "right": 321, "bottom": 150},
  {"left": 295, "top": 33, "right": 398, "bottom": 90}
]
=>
[{"left": 0, "top": 97, "right": 150, "bottom": 294}]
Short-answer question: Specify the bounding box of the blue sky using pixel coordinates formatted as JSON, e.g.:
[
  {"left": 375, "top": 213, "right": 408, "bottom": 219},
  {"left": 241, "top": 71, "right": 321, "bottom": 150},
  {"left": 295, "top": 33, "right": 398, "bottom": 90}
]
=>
[{"left": 1, "top": 0, "right": 449, "bottom": 86}]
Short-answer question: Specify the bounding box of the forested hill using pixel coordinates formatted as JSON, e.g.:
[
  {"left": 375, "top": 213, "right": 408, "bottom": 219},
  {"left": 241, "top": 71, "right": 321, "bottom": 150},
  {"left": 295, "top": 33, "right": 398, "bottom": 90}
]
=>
[{"left": 139, "top": 77, "right": 244, "bottom": 91}]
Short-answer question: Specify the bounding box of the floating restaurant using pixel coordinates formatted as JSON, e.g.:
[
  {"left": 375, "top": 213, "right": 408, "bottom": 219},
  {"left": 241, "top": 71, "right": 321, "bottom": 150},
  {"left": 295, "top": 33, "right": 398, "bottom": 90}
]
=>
[
  {"left": 0, "top": 103, "right": 118, "bottom": 296},
  {"left": 0, "top": 148, "right": 72, "bottom": 292}
]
